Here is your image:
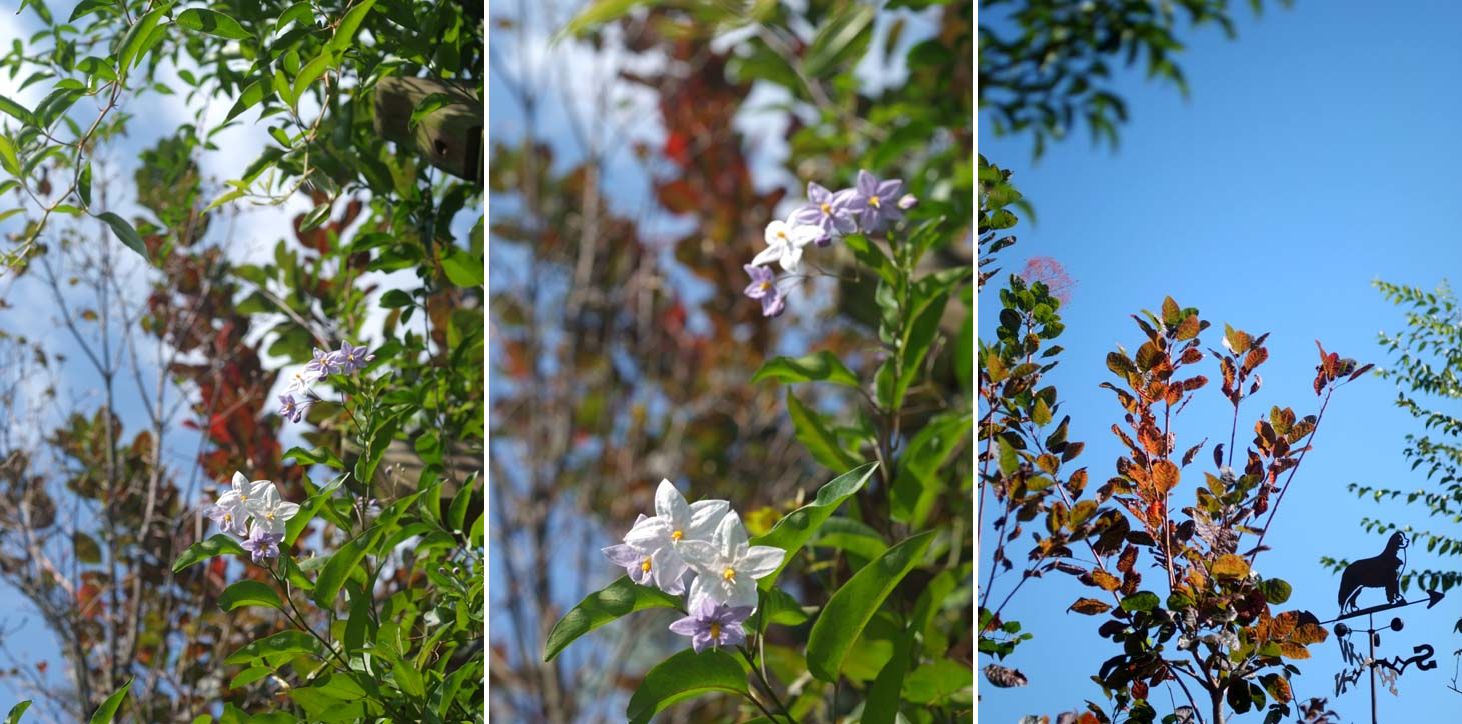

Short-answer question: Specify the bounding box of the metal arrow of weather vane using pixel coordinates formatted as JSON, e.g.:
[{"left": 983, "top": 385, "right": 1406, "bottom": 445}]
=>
[{"left": 1300, "top": 531, "right": 1446, "bottom": 724}]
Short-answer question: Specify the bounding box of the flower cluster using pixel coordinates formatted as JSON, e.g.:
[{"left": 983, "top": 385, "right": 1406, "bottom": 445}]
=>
[
  {"left": 744, "top": 169, "right": 916, "bottom": 317},
  {"left": 205, "top": 472, "right": 300, "bottom": 563},
  {"left": 603, "top": 481, "right": 785, "bottom": 653},
  {"left": 277, "top": 340, "right": 375, "bottom": 423}
]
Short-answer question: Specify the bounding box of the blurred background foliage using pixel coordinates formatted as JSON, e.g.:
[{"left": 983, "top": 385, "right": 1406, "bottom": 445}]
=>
[{"left": 488, "top": 0, "right": 971, "bottom": 720}]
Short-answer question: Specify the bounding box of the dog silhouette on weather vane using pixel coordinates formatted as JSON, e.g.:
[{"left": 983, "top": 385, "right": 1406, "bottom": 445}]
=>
[{"left": 1338, "top": 531, "right": 1408, "bottom": 613}]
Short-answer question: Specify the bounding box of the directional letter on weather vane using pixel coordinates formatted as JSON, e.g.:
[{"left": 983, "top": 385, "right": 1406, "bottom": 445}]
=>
[{"left": 1302, "top": 532, "right": 1445, "bottom": 724}]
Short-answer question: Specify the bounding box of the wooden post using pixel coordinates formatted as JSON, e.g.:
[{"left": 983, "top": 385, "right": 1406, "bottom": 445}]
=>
[{"left": 373, "top": 76, "right": 483, "bottom": 184}]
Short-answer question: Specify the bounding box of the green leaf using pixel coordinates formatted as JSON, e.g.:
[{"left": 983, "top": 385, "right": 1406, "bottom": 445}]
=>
[
  {"left": 69, "top": 0, "right": 112, "bottom": 22},
  {"left": 95, "top": 211, "right": 148, "bottom": 260},
  {"left": 842, "top": 233, "right": 896, "bottom": 286},
  {"left": 559, "top": 0, "right": 648, "bottom": 39},
  {"left": 812, "top": 516, "right": 888, "bottom": 561},
  {"left": 751, "top": 351, "right": 859, "bottom": 388},
  {"left": 805, "top": 2, "right": 876, "bottom": 78},
  {"left": 293, "top": 53, "right": 333, "bottom": 102},
  {"left": 230, "top": 665, "right": 273, "bottom": 688},
  {"left": 902, "top": 659, "right": 973, "bottom": 704},
  {"left": 805, "top": 530, "right": 935, "bottom": 682},
  {"left": 786, "top": 391, "right": 858, "bottom": 470},
  {"left": 865, "top": 627, "right": 913, "bottom": 724},
  {"left": 225, "top": 80, "right": 270, "bottom": 122},
  {"left": 543, "top": 576, "right": 683, "bottom": 661},
  {"left": 77, "top": 161, "right": 92, "bottom": 207},
  {"left": 890, "top": 412, "right": 973, "bottom": 526},
  {"left": 1260, "top": 577, "right": 1293, "bottom": 605},
  {"left": 225, "top": 630, "right": 319, "bottom": 666},
  {"left": 276, "top": 2, "right": 315, "bottom": 33},
  {"left": 1120, "top": 591, "right": 1160, "bottom": 613},
  {"left": 172, "top": 534, "right": 246, "bottom": 573},
  {"left": 750, "top": 462, "right": 878, "bottom": 588},
  {"left": 328, "top": 0, "right": 378, "bottom": 53},
  {"left": 625, "top": 649, "right": 749, "bottom": 724},
  {"left": 176, "top": 9, "right": 251, "bottom": 40},
  {"left": 218, "top": 580, "right": 283, "bottom": 612},
  {"left": 6, "top": 701, "right": 30, "bottom": 724},
  {"left": 88, "top": 678, "right": 131, "bottom": 724},
  {"left": 0, "top": 96, "right": 35, "bottom": 127},
  {"left": 0, "top": 135, "right": 18, "bottom": 177},
  {"left": 441, "top": 247, "right": 483, "bottom": 287},
  {"left": 118, "top": 9, "right": 167, "bottom": 74},
  {"left": 313, "top": 533, "right": 371, "bottom": 609},
  {"left": 757, "top": 586, "right": 809, "bottom": 630}
]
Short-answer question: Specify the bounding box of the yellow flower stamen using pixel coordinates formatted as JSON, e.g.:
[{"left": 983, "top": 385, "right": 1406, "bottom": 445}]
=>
[
  {"left": 722, "top": 567, "right": 736, "bottom": 582},
  {"left": 869, "top": 195, "right": 881, "bottom": 208},
  {"left": 820, "top": 202, "right": 831, "bottom": 215},
  {"left": 710, "top": 622, "right": 722, "bottom": 640},
  {"left": 671, "top": 530, "right": 684, "bottom": 542},
  {"left": 641, "top": 558, "right": 652, "bottom": 573}
]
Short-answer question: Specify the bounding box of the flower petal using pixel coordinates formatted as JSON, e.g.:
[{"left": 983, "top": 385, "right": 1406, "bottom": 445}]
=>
[
  {"left": 716, "top": 512, "right": 748, "bottom": 560},
  {"left": 720, "top": 624, "right": 747, "bottom": 649},
  {"left": 764, "top": 220, "right": 788, "bottom": 246},
  {"left": 656, "top": 480, "right": 692, "bottom": 529},
  {"left": 624, "top": 516, "right": 673, "bottom": 549},
  {"left": 738, "top": 546, "right": 786, "bottom": 579},
  {"left": 726, "top": 576, "right": 759, "bottom": 610},
  {"left": 686, "top": 500, "right": 729, "bottom": 539},
  {"left": 807, "top": 181, "right": 830, "bottom": 202},
  {"left": 857, "top": 169, "right": 877, "bottom": 196},
  {"left": 668, "top": 615, "right": 702, "bottom": 636},
  {"left": 877, "top": 179, "right": 903, "bottom": 198},
  {"left": 778, "top": 246, "right": 802, "bottom": 273},
  {"left": 232, "top": 471, "right": 249, "bottom": 492},
  {"left": 751, "top": 245, "right": 783, "bottom": 268},
  {"left": 689, "top": 573, "right": 725, "bottom": 607},
  {"left": 602, "top": 544, "right": 641, "bottom": 567},
  {"left": 677, "top": 540, "right": 720, "bottom": 572}
]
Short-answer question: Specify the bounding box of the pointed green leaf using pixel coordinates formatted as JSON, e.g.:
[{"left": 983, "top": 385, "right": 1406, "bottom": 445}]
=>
[
  {"left": 806, "top": 531, "right": 935, "bottom": 682},
  {"left": 87, "top": 678, "right": 131, "bottom": 724},
  {"left": 217, "top": 580, "right": 283, "bottom": 611},
  {"left": 752, "top": 351, "right": 859, "bottom": 388},
  {"left": 176, "top": 9, "right": 251, "bottom": 40},
  {"left": 786, "top": 391, "right": 858, "bottom": 470},
  {"left": 172, "top": 534, "right": 246, "bottom": 573},
  {"left": 6, "top": 701, "right": 30, "bottom": 724},
  {"left": 225, "top": 630, "right": 319, "bottom": 666},
  {"left": 95, "top": 211, "right": 149, "bottom": 260},
  {"left": 544, "top": 576, "right": 683, "bottom": 661},
  {"left": 626, "top": 649, "right": 748, "bottom": 724},
  {"left": 751, "top": 462, "right": 879, "bottom": 589}
]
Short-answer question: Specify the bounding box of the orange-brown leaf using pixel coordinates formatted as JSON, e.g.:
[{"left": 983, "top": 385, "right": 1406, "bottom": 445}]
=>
[
  {"left": 1070, "top": 598, "right": 1112, "bottom": 615},
  {"left": 1090, "top": 569, "right": 1121, "bottom": 592},
  {"left": 1152, "top": 460, "right": 1180, "bottom": 493}
]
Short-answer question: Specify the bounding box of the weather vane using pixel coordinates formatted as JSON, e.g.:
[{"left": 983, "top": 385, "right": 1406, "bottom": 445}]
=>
[{"left": 1303, "top": 531, "right": 1445, "bottom": 724}]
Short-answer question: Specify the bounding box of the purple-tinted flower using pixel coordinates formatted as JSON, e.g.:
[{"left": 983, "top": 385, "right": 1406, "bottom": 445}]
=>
[
  {"left": 278, "top": 393, "right": 310, "bottom": 423},
  {"left": 668, "top": 596, "right": 753, "bottom": 653},
  {"left": 241, "top": 527, "right": 284, "bottom": 564},
  {"left": 850, "top": 169, "right": 904, "bottom": 232},
  {"left": 337, "top": 341, "right": 375, "bottom": 373},
  {"left": 742, "top": 265, "right": 786, "bottom": 318},
  {"left": 789, "top": 182, "right": 857, "bottom": 245},
  {"left": 304, "top": 347, "right": 343, "bottom": 379},
  {"left": 897, "top": 193, "right": 918, "bottom": 210},
  {"left": 205, "top": 503, "right": 247, "bottom": 537},
  {"left": 602, "top": 542, "right": 657, "bottom": 587}
]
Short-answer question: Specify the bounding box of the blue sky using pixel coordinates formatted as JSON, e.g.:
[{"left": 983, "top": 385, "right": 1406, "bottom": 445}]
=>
[{"left": 979, "top": 1, "right": 1462, "bottom": 720}]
